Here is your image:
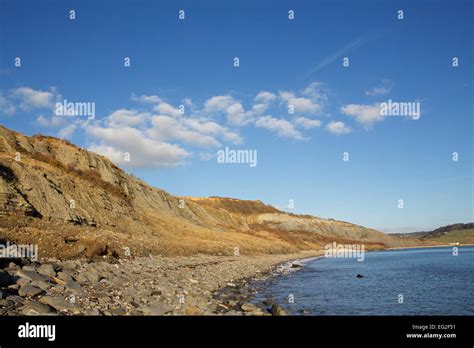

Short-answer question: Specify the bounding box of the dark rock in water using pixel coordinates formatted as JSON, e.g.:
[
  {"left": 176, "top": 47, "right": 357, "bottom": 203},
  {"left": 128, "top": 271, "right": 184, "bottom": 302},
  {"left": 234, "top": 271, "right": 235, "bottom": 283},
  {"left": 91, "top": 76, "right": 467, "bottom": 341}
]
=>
[
  {"left": 240, "top": 302, "right": 259, "bottom": 312},
  {"left": 356, "top": 274, "right": 364, "bottom": 278},
  {"left": 291, "top": 263, "right": 302, "bottom": 268},
  {"left": 263, "top": 298, "right": 276, "bottom": 306},
  {"left": 271, "top": 304, "right": 288, "bottom": 316}
]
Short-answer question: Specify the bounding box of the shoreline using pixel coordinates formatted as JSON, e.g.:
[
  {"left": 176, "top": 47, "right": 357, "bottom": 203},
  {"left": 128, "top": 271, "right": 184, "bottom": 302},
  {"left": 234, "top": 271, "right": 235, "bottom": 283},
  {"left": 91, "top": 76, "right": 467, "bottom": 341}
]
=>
[
  {"left": 3, "top": 244, "right": 472, "bottom": 316},
  {"left": 0, "top": 250, "right": 324, "bottom": 316},
  {"left": 386, "top": 243, "right": 474, "bottom": 251},
  {"left": 212, "top": 251, "right": 325, "bottom": 315},
  {"left": 228, "top": 244, "right": 474, "bottom": 315}
]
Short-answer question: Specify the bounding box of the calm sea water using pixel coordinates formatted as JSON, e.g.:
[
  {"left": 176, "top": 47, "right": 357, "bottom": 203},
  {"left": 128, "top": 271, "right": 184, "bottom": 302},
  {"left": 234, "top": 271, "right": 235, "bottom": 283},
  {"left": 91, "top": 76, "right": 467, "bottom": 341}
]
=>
[{"left": 254, "top": 246, "right": 474, "bottom": 315}]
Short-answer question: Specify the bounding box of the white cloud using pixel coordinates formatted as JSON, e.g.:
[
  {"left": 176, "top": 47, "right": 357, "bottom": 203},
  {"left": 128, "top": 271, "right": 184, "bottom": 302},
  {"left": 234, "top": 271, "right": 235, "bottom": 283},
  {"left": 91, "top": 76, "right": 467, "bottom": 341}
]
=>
[
  {"left": 326, "top": 121, "right": 351, "bottom": 135},
  {"left": 184, "top": 118, "right": 242, "bottom": 144},
  {"left": 250, "top": 103, "right": 268, "bottom": 115},
  {"left": 294, "top": 117, "right": 321, "bottom": 129},
  {"left": 36, "top": 115, "right": 69, "bottom": 128},
  {"left": 255, "top": 116, "right": 303, "bottom": 140},
  {"left": 203, "top": 85, "right": 327, "bottom": 129},
  {"left": 58, "top": 124, "right": 77, "bottom": 138},
  {"left": 224, "top": 102, "right": 244, "bottom": 115},
  {"left": 107, "top": 109, "right": 150, "bottom": 128},
  {"left": 13, "top": 82, "right": 368, "bottom": 170},
  {"left": 131, "top": 94, "right": 182, "bottom": 117},
  {"left": 279, "top": 83, "right": 327, "bottom": 115},
  {"left": 147, "top": 115, "right": 221, "bottom": 148},
  {"left": 87, "top": 126, "right": 190, "bottom": 168},
  {"left": 204, "top": 95, "right": 236, "bottom": 113},
  {"left": 341, "top": 103, "right": 383, "bottom": 127},
  {"left": 199, "top": 152, "right": 214, "bottom": 161},
  {"left": 36, "top": 111, "right": 84, "bottom": 139},
  {"left": 302, "top": 82, "right": 328, "bottom": 102},
  {"left": 12, "top": 87, "right": 55, "bottom": 110},
  {"left": 250, "top": 92, "right": 276, "bottom": 116},
  {"left": 226, "top": 103, "right": 254, "bottom": 126},
  {"left": 204, "top": 91, "right": 275, "bottom": 126},
  {"left": 182, "top": 98, "right": 193, "bottom": 107},
  {"left": 255, "top": 91, "right": 276, "bottom": 104},
  {"left": 153, "top": 102, "right": 181, "bottom": 117},
  {"left": 279, "top": 91, "right": 321, "bottom": 114},
  {"left": 0, "top": 94, "right": 15, "bottom": 115},
  {"left": 83, "top": 98, "right": 244, "bottom": 168},
  {"left": 131, "top": 93, "right": 162, "bottom": 104},
  {"left": 366, "top": 80, "right": 393, "bottom": 96},
  {"left": 88, "top": 145, "right": 124, "bottom": 164},
  {"left": 204, "top": 95, "right": 255, "bottom": 126}
]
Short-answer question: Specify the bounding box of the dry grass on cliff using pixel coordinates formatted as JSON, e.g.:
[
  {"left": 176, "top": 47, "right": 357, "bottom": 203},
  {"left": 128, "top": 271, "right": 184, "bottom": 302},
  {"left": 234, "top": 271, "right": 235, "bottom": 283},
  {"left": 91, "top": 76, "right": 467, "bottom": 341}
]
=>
[
  {"left": 25, "top": 152, "right": 132, "bottom": 203},
  {"left": 0, "top": 212, "right": 310, "bottom": 259}
]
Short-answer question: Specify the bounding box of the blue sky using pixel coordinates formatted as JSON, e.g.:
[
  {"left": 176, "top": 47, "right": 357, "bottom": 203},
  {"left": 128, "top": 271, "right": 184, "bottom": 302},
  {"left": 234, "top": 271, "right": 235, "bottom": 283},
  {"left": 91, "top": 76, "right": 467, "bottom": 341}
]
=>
[{"left": 0, "top": 0, "right": 472, "bottom": 232}]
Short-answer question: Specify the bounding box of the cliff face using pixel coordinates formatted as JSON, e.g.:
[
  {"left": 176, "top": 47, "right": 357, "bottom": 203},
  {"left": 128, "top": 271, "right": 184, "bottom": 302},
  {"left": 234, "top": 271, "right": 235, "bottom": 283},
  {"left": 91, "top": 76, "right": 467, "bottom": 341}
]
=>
[{"left": 0, "top": 125, "right": 423, "bottom": 259}]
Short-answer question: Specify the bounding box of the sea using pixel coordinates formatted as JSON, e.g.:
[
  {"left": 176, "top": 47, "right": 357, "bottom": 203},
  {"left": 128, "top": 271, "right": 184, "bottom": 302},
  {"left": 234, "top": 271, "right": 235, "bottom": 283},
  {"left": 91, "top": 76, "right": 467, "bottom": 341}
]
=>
[{"left": 254, "top": 246, "right": 474, "bottom": 315}]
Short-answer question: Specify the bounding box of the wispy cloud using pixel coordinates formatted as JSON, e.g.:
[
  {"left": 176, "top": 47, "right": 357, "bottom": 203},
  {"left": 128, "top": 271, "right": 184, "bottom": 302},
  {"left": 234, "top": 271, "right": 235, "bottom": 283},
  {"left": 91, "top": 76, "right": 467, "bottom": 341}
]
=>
[
  {"left": 255, "top": 116, "right": 304, "bottom": 140},
  {"left": 0, "top": 93, "right": 15, "bottom": 115},
  {"left": 341, "top": 103, "right": 383, "bottom": 128},
  {"left": 307, "top": 36, "right": 368, "bottom": 76},
  {"left": 294, "top": 117, "right": 321, "bottom": 129},
  {"left": 3, "top": 82, "right": 382, "bottom": 168},
  {"left": 12, "top": 87, "right": 57, "bottom": 110},
  {"left": 88, "top": 126, "right": 191, "bottom": 168},
  {"left": 326, "top": 121, "right": 351, "bottom": 135},
  {"left": 366, "top": 79, "right": 393, "bottom": 96}
]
